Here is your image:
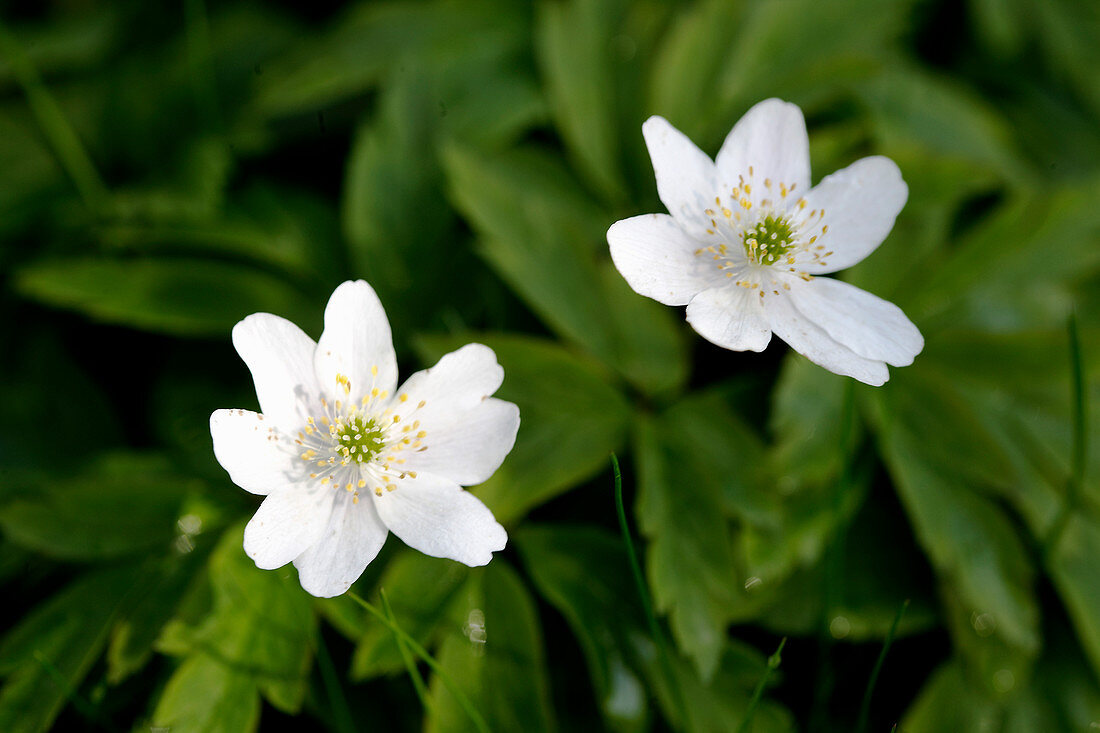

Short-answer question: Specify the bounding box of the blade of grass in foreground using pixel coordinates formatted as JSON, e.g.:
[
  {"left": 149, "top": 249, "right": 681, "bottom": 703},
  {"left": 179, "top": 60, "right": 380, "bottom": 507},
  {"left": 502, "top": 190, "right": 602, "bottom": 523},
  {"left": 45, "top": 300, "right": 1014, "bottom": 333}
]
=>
[
  {"left": 612, "top": 453, "right": 690, "bottom": 732},
  {"left": 736, "top": 637, "right": 786, "bottom": 733},
  {"left": 856, "top": 599, "right": 909, "bottom": 733},
  {"left": 0, "top": 22, "right": 108, "bottom": 214},
  {"left": 381, "top": 587, "right": 431, "bottom": 711},
  {"left": 347, "top": 590, "right": 489, "bottom": 733},
  {"left": 1043, "top": 311, "right": 1089, "bottom": 558}
]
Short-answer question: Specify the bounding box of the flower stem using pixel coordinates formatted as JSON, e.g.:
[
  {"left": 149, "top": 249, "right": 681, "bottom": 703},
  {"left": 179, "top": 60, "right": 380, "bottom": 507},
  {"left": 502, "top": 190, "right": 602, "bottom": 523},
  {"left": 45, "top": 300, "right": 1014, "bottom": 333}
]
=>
[
  {"left": 856, "top": 599, "right": 909, "bottom": 733},
  {"left": 380, "top": 587, "right": 431, "bottom": 711},
  {"left": 612, "top": 453, "right": 690, "bottom": 732},
  {"left": 1043, "top": 311, "right": 1089, "bottom": 558},
  {"left": 736, "top": 637, "right": 786, "bottom": 733},
  {"left": 346, "top": 590, "right": 489, "bottom": 733},
  {"left": 0, "top": 22, "right": 108, "bottom": 214}
]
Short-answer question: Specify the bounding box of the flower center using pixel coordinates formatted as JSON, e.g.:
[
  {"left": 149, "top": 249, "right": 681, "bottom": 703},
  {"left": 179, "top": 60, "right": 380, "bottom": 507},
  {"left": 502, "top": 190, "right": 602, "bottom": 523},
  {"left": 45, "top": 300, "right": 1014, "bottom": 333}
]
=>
[
  {"left": 293, "top": 371, "right": 430, "bottom": 505},
  {"left": 333, "top": 414, "right": 386, "bottom": 464},
  {"left": 742, "top": 214, "right": 795, "bottom": 266}
]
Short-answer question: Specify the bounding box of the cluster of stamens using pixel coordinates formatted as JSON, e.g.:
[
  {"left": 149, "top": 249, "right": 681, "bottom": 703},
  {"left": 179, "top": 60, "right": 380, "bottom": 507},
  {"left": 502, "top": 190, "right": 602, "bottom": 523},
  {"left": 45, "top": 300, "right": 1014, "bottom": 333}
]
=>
[
  {"left": 692, "top": 165, "right": 836, "bottom": 298},
  {"left": 293, "top": 368, "right": 428, "bottom": 505}
]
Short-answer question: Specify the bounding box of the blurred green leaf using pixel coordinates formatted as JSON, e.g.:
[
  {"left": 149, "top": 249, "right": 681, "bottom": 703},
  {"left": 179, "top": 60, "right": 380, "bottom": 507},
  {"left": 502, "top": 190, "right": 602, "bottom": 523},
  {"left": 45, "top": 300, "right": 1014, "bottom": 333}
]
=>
[
  {"left": 860, "top": 64, "right": 1028, "bottom": 183},
  {"left": 0, "top": 564, "right": 141, "bottom": 733},
  {"left": 108, "top": 547, "right": 210, "bottom": 684},
  {"left": 442, "top": 144, "right": 688, "bottom": 395},
  {"left": 901, "top": 660, "right": 1002, "bottom": 732},
  {"left": 351, "top": 551, "right": 469, "bottom": 680},
  {"left": 634, "top": 390, "right": 759, "bottom": 679},
  {"left": 876, "top": 409, "right": 1041, "bottom": 688},
  {"left": 768, "top": 357, "right": 853, "bottom": 490},
  {"left": 157, "top": 524, "right": 315, "bottom": 716},
  {"left": 535, "top": 0, "right": 629, "bottom": 202},
  {"left": 0, "top": 453, "right": 199, "bottom": 560},
  {"left": 152, "top": 654, "right": 260, "bottom": 733},
  {"left": 14, "top": 257, "right": 315, "bottom": 337},
  {"left": 425, "top": 561, "right": 555, "bottom": 733},
  {"left": 415, "top": 332, "right": 632, "bottom": 523},
  {"left": 251, "top": 0, "right": 529, "bottom": 121},
  {"left": 516, "top": 524, "right": 649, "bottom": 733}
]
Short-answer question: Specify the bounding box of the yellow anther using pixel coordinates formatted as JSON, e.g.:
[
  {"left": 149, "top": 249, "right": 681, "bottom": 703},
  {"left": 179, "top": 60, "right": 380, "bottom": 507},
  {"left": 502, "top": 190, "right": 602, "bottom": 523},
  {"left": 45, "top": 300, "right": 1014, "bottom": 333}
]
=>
[
  {"left": 399, "top": 394, "right": 408, "bottom": 403},
  {"left": 358, "top": 479, "right": 366, "bottom": 488},
  {"left": 417, "top": 400, "right": 426, "bottom": 409},
  {"left": 371, "top": 365, "right": 378, "bottom": 376}
]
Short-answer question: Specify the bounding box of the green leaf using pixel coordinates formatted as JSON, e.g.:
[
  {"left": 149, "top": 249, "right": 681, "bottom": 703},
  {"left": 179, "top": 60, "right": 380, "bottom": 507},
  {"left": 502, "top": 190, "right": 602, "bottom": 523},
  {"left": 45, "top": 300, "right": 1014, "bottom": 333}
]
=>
[
  {"left": 425, "top": 561, "right": 555, "bottom": 733},
  {"left": 859, "top": 64, "right": 1028, "bottom": 183},
  {"left": 442, "top": 144, "right": 688, "bottom": 395},
  {"left": 250, "top": 0, "right": 529, "bottom": 120},
  {"left": 1047, "top": 513, "right": 1100, "bottom": 683},
  {"left": 516, "top": 524, "right": 649, "bottom": 732},
  {"left": 635, "top": 388, "right": 765, "bottom": 679},
  {"left": 415, "top": 333, "right": 632, "bottom": 522},
  {"left": 875, "top": 409, "right": 1041, "bottom": 686},
  {"left": 158, "top": 524, "right": 315, "bottom": 716},
  {"left": 341, "top": 81, "right": 455, "bottom": 323},
  {"left": 768, "top": 357, "right": 853, "bottom": 490},
  {"left": 351, "top": 551, "right": 470, "bottom": 680},
  {"left": 901, "top": 660, "right": 1002, "bottom": 732},
  {"left": 0, "top": 453, "right": 199, "bottom": 560},
  {"left": 0, "top": 564, "right": 142, "bottom": 733},
  {"left": 107, "top": 547, "right": 211, "bottom": 684},
  {"left": 534, "top": 0, "right": 628, "bottom": 202},
  {"left": 13, "top": 257, "right": 315, "bottom": 337},
  {"left": 151, "top": 654, "right": 260, "bottom": 733}
]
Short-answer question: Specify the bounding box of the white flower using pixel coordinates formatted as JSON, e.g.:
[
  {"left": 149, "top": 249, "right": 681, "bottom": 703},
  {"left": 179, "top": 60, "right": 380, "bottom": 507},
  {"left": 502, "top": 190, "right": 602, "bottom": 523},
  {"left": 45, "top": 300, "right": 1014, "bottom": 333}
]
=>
[
  {"left": 210, "top": 280, "right": 517, "bottom": 597},
  {"left": 607, "top": 98, "right": 923, "bottom": 385}
]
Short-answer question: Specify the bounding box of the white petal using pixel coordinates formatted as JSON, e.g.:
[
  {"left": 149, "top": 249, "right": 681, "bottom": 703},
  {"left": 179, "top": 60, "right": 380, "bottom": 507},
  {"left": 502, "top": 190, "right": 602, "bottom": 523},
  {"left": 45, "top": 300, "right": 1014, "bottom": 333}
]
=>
[
  {"left": 787, "top": 277, "right": 924, "bottom": 366},
  {"left": 403, "top": 398, "right": 519, "bottom": 486},
  {"left": 210, "top": 409, "right": 300, "bottom": 495},
  {"left": 765, "top": 287, "right": 889, "bottom": 386},
  {"left": 792, "top": 156, "right": 908, "bottom": 274},
  {"left": 716, "top": 98, "right": 811, "bottom": 194},
  {"left": 393, "top": 343, "right": 503, "bottom": 431},
  {"left": 641, "top": 116, "right": 720, "bottom": 239},
  {"left": 293, "top": 494, "right": 389, "bottom": 597},
  {"left": 607, "top": 213, "right": 734, "bottom": 306},
  {"left": 685, "top": 285, "right": 772, "bottom": 352},
  {"left": 243, "top": 486, "right": 332, "bottom": 570},
  {"left": 232, "top": 313, "right": 321, "bottom": 433},
  {"left": 373, "top": 472, "right": 506, "bottom": 566},
  {"left": 315, "top": 280, "right": 398, "bottom": 406}
]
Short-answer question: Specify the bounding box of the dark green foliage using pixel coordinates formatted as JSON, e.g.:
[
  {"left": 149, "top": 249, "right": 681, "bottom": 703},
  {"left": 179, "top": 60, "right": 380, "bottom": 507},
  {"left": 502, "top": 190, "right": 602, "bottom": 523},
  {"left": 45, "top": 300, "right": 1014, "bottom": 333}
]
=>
[{"left": 1, "top": 0, "right": 1097, "bottom": 730}]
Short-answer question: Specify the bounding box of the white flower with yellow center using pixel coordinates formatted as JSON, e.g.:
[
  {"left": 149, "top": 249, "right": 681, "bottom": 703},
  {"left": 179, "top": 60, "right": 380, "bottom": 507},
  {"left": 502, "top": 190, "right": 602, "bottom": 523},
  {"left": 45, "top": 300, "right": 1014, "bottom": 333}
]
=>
[
  {"left": 607, "top": 98, "right": 923, "bottom": 385},
  {"left": 210, "top": 280, "right": 517, "bottom": 597}
]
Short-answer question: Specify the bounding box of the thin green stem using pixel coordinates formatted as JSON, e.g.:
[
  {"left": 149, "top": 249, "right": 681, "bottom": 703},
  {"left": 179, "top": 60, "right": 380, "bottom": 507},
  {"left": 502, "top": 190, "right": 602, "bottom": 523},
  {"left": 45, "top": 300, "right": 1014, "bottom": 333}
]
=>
[
  {"left": 0, "top": 22, "right": 108, "bottom": 214},
  {"left": 312, "top": 628, "right": 356, "bottom": 733},
  {"left": 1043, "top": 312, "right": 1089, "bottom": 558},
  {"left": 736, "top": 638, "right": 786, "bottom": 733},
  {"left": 380, "top": 587, "right": 431, "bottom": 711},
  {"left": 612, "top": 453, "right": 690, "bottom": 732},
  {"left": 856, "top": 599, "right": 909, "bottom": 733},
  {"left": 346, "top": 590, "right": 489, "bottom": 733}
]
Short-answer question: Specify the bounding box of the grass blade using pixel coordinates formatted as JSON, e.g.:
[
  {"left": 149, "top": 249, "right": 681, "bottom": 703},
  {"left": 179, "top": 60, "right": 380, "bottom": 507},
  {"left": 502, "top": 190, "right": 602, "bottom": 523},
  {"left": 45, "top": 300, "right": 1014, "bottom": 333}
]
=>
[
  {"left": 736, "top": 638, "right": 786, "bottom": 733},
  {"left": 347, "top": 590, "right": 490, "bottom": 733},
  {"left": 381, "top": 587, "right": 431, "bottom": 711},
  {"left": 312, "top": 628, "right": 357, "bottom": 733},
  {"left": 856, "top": 599, "right": 909, "bottom": 733},
  {"left": 612, "top": 453, "right": 690, "bottom": 732},
  {"left": 0, "top": 22, "right": 108, "bottom": 213}
]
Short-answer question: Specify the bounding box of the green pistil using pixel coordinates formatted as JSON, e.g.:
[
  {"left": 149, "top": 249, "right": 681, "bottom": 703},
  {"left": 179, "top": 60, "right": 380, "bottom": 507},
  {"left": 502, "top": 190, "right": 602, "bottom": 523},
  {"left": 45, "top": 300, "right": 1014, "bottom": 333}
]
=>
[
  {"left": 743, "top": 215, "right": 795, "bottom": 266},
  {"left": 335, "top": 415, "right": 386, "bottom": 463}
]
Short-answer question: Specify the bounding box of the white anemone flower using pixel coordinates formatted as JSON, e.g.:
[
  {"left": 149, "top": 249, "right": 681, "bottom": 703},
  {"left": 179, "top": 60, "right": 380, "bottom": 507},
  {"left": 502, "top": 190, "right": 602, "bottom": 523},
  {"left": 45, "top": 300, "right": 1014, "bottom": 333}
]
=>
[
  {"left": 210, "top": 280, "right": 517, "bottom": 597},
  {"left": 607, "top": 98, "right": 923, "bottom": 385}
]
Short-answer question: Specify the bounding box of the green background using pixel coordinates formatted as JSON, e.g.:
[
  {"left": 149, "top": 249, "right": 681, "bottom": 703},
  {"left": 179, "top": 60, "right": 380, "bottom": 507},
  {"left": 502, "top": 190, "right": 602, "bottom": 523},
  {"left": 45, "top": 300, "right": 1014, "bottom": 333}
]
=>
[{"left": 1, "top": 0, "right": 1098, "bottom": 730}]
